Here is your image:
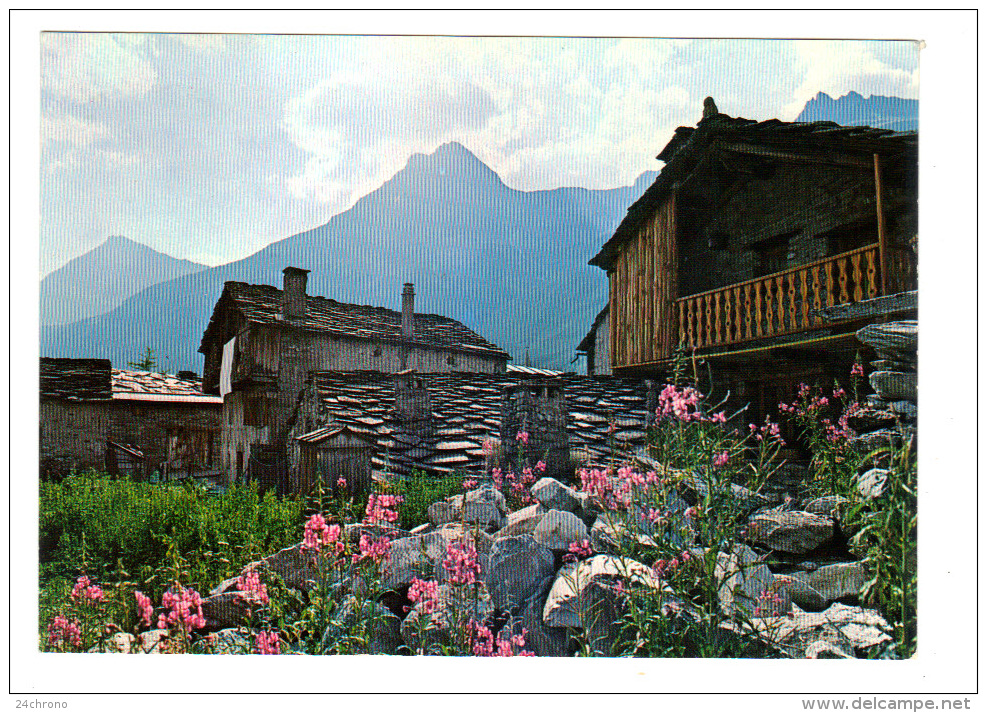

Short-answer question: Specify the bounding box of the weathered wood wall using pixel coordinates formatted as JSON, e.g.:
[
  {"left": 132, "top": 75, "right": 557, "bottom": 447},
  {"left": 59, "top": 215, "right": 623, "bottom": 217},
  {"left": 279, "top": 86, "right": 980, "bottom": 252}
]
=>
[{"left": 609, "top": 193, "right": 677, "bottom": 369}]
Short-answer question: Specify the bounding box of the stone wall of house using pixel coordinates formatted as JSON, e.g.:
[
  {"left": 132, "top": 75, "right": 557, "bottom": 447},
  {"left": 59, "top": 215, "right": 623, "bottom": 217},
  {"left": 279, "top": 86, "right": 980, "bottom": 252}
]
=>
[{"left": 41, "top": 399, "right": 221, "bottom": 479}]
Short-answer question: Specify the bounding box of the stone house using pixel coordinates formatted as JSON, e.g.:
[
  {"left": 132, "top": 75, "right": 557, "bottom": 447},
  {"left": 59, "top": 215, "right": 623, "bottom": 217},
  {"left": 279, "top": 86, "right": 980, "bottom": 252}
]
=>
[
  {"left": 198, "top": 268, "right": 510, "bottom": 487},
  {"left": 580, "top": 99, "right": 918, "bottom": 419},
  {"left": 40, "top": 358, "right": 223, "bottom": 479},
  {"left": 286, "top": 369, "right": 657, "bottom": 495}
]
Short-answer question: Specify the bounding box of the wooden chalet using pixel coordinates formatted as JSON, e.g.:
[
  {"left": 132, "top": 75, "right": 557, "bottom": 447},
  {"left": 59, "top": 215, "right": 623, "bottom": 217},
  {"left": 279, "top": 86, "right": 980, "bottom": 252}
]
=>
[
  {"left": 584, "top": 98, "right": 917, "bottom": 415},
  {"left": 198, "top": 268, "right": 510, "bottom": 488}
]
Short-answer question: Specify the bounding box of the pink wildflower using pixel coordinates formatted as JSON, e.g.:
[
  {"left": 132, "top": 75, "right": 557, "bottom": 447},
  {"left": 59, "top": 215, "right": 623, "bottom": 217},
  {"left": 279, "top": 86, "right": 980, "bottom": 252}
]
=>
[
  {"left": 237, "top": 567, "right": 270, "bottom": 606},
  {"left": 407, "top": 577, "right": 441, "bottom": 615},
  {"left": 711, "top": 411, "right": 727, "bottom": 424},
  {"left": 461, "top": 479, "right": 478, "bottom": 490},
  {"left": 70, "top": 575, "right": 103, "bottom": 604},
  {"left": 255, "top": 630, "right": 281, "bottom": 655},
  {"left": 365, "top": 493, "right": 404, "bottom": 524},
  {"left": 442, "top": 538, "right": 481, "bottom": 586},
  {"left": 481, "top": 438, "right": 496, "bottom": 456},
  {"left": 683, "top": 505, "right": 699, "bottom": 520},
  {"left": 336, "top": 476, "right": 347, "bottom": 489},
  {"left": 534, "top": 460, "right": 547, "bottom": 473},
  {"left": 353, "top": 534, "right": 391, "bottom": 564},
  {"left": 850, "top": 363, "right": 865, "bottom": 378},
  {"left": 469, "top": 621, "right": 535, "bottom": 657},
  {"left": 134, "top": 591, "right": 154, "bottom": 627},
  {"left": 156, "top": 584, "right": 206, "bottom": 633},
  {"left": 491, "top": 467, "right": 503, "bottom": 488},
  {"left": 713, "top": 451, "right": 730, "bottom": 467},
  {"left": 567, "top": 539, "right": 593, "bottom": 558},
  {"left": 46, "top": 615, "right": 82, "bottom": 649},
  {"left": 302, "top": 513, "right": 344, "bottom": 555},
  {"left": 516, "top": 430, "right": 529, "bottom": 446}
]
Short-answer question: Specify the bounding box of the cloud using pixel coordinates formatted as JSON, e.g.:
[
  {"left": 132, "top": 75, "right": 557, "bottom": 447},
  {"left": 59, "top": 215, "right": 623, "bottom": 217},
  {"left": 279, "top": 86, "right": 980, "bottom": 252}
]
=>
[{"left": 42, "top": 33, "right": 156, "bottom": 102}]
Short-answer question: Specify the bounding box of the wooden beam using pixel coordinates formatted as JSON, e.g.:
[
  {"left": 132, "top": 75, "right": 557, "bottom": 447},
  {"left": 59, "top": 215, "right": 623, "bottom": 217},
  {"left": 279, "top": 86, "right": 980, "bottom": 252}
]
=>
[
  {"left": 873, "top": 153, "right": 889, "bottom": 295},
  {"left": 720, "top": 142, "right": 871, "bottom": 168}
]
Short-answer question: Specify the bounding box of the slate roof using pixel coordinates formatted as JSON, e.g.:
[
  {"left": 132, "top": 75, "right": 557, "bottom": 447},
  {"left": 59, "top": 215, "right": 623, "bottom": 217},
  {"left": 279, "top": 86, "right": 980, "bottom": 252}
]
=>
[
  {"left": 590, "top": 111, "right": 918, "bottom": 270},
  {"left": 199, "top": 281, "right": 509, "bottom": 359},
  {"left": 40, "top": 358, "right": 113, "bottom": 401},
  {"left": 40, "top": 360, "right": 221, "bottom": 403},
  {"left": 296, "top": 370, "right": 654, "bottom": 478},
  {"left": 111, "top": 369, "right": 223, "bottom": 404}
]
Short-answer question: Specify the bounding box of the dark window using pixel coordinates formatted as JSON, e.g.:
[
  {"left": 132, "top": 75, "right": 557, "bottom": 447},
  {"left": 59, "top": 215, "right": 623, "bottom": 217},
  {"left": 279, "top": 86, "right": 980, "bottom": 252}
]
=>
[
  {"left": 753, "top": 234, "right": 793, "bottom": 277},
  {"left": 823, "top": 217, "right": 878, "bottom": 256}
]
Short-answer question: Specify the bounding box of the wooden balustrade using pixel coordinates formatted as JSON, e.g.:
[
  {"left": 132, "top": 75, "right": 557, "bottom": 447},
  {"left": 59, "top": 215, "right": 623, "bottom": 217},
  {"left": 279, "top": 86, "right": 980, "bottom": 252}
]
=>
[{"left": 675, "top": 243, "right": 885, "bottom": 351}]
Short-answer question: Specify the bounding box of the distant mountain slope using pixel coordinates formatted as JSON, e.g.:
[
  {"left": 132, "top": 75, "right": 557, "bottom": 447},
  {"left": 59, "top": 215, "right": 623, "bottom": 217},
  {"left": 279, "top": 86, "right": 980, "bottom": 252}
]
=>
[
  {"left": 796, "top": 91, "right": 918, "bottom": 131},
  {"left": 40, "top": 235, "right": 207, "bottom": 326},
  {"left": 40, "top": 143, "right": 656, "bottom": 372}
]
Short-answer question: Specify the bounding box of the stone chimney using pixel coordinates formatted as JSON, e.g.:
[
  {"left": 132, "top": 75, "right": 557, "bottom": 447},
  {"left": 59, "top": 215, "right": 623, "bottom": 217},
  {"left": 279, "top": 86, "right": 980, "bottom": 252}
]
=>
[
  {"left": 282, "top": 267, "right": 310, "bottom": 321},
  {"left": 402, "top": 283, "right": 415, "bottom": 339}
]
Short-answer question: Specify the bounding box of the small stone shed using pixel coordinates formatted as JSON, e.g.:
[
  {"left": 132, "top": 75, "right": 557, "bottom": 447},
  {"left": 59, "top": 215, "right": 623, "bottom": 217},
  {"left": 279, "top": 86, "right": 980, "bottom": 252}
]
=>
[{"left": 40, "top": 358, "right": 223, "bottom": 479}]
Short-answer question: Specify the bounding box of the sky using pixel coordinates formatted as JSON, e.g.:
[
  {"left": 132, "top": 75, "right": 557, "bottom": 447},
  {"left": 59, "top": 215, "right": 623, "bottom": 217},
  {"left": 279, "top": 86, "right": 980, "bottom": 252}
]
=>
[{"left": 40, "top": 34, "right": 920, "bottom": 276}]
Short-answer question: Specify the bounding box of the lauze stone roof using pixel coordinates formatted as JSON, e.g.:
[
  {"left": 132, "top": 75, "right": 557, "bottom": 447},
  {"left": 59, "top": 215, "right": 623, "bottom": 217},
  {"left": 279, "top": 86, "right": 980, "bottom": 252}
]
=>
[
  {"left": 202, "top": 282, "right": 509, "bottom": 358},
  {"left": 296, "top": 370, "right": 655, "bottom": 478},
  {"left": 41, "top": 358, "right": 219, "bottom": 403}
]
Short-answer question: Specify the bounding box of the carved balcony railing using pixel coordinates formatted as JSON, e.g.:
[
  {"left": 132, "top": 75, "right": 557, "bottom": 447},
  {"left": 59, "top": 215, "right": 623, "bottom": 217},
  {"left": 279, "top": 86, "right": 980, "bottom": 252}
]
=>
[{"left": 674, "top": 243, "right": 916, "bottom": 352}]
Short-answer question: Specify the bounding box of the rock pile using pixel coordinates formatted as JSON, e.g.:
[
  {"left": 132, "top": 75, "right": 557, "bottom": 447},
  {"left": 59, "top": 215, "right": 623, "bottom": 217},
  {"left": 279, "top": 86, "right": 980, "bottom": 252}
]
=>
[{"left": 193, "top": 468, "right": 894, "bottom": 659}]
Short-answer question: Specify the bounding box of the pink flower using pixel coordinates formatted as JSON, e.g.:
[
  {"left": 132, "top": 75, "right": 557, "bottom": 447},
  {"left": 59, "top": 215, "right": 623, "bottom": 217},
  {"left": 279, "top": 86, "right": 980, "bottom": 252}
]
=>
[
  {"left": 47, "top": 615, "right": 82, "bottom": 649},
  {"left": 237, "top": 567, "right": 270, "bottom": 606},
  {"left": 850, "top": 363, "right": 865, "bottom": 377},
  {"left": 442, "top": 538, "right": 481, "bottom": 586},
  {"left": 713, "top": 451, "right": 729, "bottom": 467},
  {"left": 710, "top": 411, "right": 727, "bottom": 424},
  {"left": 516, "top": 430, "right": 529, "bottom": 446},
  {"left": 255, "top": 630, "right": 281, "bottom": 655},
  {"left": 134, "top": 591, "right": 154, "bottom": 627},
  {"left": 70, "top": 575, "right": 103, "bottom": 605},
  {"left": 567, "top": 539, "right": 593, "bottom": 558},
  {"left": 534, "top": 460, "right": 547, "bottom": 473},
  {"left": 469, "top": 620, "right": 535, "bottom": 657},
  {"left": 156, "top": 584, "right": 206, "bottom": 635},
  {"left": 365, "top": 493, "right": 404, "bottom": 524},
  {"left": 336, "top": 477, "right": 347, "bottom": 489},
  {"left": 407, "top": 577, "right": 441, "bottom": 615},
  {"left": 491, "top": 467, "right": 503, "bottom": 488},
  {"left": 481, "top": 438, "right": 496, "bottom": 456},
  {"left": 461, "top": 479, "right": 478, "bottom": 490},
  {"left": 683, "top": 506, "right": 699, "bottom": 520},
  {"left": 352, "top": 534, "right": 391, "bottom": 564}
]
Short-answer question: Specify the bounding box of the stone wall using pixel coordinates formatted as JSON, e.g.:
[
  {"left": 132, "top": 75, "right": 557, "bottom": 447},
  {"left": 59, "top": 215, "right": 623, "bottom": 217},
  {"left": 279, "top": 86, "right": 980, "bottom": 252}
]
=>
[{"left": 501, "top": 381, "right": 570, "bottom": 480}]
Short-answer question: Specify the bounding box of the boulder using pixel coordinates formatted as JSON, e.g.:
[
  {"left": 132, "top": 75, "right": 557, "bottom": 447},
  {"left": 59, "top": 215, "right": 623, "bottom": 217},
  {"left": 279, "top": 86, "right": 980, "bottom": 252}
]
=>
[
  {"left": 745, "top": 511, "right": 834, "bottom": 554},
  {"left": 344, "top": 522, "right": 410, "bottom": 543},
  {"left": 464, "top": 484, "right": 508, "bottom": 515},
  {"left": 803, "top": 495, "right": 848, "bottom": 519},
  {"left": 461, "top": 500, "right": 506, "bottom": 531},
  {"left": 846, "top": 408, "right": 899, "bottom": 432},
  {"left": 856, "top": 321, "right": 917, "bottom": 362},
  {"left": 200, "top": 591, "right": 258, "bottom": 631},
  {"left": 484, "top": 535, "right": 556, "bottom": 612},
  {"left": 793, "top": 561, "right": 867, "bottom": 603},
  {"left": 533, "top": 509, "right": 590, "bottom": 551},
  {"left": 888, "top": 400, "right": 918, "bottom": 421},
  {"left": 321, "top": 595, "right": 404, "bottom": 655},
  {"left": 856, "top": 468, "right": 890, "bottom": 500},
  {"left": 741, "top": 602, "right": 893, "bottom": 658},
  {"left": 382, "top": 531, "right": 454, "bottom": 589},
  {"left": 849, "top": 428, "right": 908, "bottom": 457},
  {"left": 208, "top": 628, "right": 252, "bottom": 654},
  {"left": 253, "top": 544, "right": 325, "bottom": 592},
  {"left": 520, "top": 574, "right": 573, "bottom": 657},
  {"left": 543, "top": 555, "right": 665, "bottom": 628},
  {"left": 713, "top": 548, "right": 782, "bottom": 618},
  {"left": 869, "top": 371, "right": 917, "bottom": 403},
  {"left": 427, "top": 501, "right": 459, "bottom": 527},
  {"left": 775, "top": 574, "right": 827, "bottom": 612},
  {"left": 89, "top": 631, "right": 136, "bottom": 653},
  {"left": 531, "top": 477, "right": 582, "bottom": 513},
  {"left": 577, "top": 577, "right": 631, "bottom": 655},
  {"left": 135, "top": 629, "right": 169, "bottom": 654},
  {"left": 495, "top": 503, "right": 547, "bottom": 538},
  {"left": 805, "top": 640, "right": 853, "bottom": 659},
  {"left": 400, "top": 582, "right": 494, "bottom": 654}
]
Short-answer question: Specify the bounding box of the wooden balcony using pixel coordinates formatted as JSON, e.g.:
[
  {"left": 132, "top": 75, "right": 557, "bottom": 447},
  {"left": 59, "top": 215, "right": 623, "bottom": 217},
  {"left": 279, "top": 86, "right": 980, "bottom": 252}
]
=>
[{"left": 674, "top": 242, "right": 916, "bottom": 352}]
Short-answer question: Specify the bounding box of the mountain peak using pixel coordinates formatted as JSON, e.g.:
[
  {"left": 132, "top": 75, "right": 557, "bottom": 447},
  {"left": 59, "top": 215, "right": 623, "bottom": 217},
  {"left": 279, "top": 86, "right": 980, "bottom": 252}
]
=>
[{"left": 391, "top": 140, "right": 503, "bottom": 189}]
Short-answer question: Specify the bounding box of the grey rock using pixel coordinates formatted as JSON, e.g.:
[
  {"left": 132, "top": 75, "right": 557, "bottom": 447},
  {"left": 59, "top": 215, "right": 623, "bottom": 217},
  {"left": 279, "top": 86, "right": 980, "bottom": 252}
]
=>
[
  {"left": 803, "top": 495, "right": 848, "bottom": 519},
  {"left": 577, "top": 578, "right": 630, "bottom": 655},
  {"left": 856, "top": 468, "right": 890, "bottom": 500},
  {"left": 344, "top": 522, "right": 409, "bottom": 544},
  {"left": 533, "top": 509, "right": 590, "bottom": 551},
  {"left": 461, "top": 500, "right": 506, "bottom": 530},
  {"left": 856, "top": 320, "right": 917, "bottom": 361},
  {"left": 531, "top": 477, "right": 582, "bottom": 513},
  {"left": 201, "top": 591, "right": 257, "bottom": 630},
  {"left": 209, "top": 628, "right": 252, "bottom": 654},
  {"left": 321, "top": 595, "right": 403, "bottom": 655},
  {"left": 484, "top": 535, "right": 556, "bottom": 611},
  {"left": 495, "top": 503, "right": 547, "bottom": 538},
  {"left": 427, "top": 501, "right": 460, "bottom": 526},
  {"left": 521, "top": 574, "right": 572, "bottom": 657},
  {"left": 741, "top": 602, "right": 893, "bottom": 658},
  {"left": 795, "top": 561, "right": 868, "bottom": 603},
  {"left": 714, "top": 549, "right": 783, "bottom": 618},
  {"left": 849, "top": 428, "right": 907, "bottom": 456},
  {"left": 815, "top": 291, "right": 916, "bottom": 324},
  {"left": 464, "top": 484, "right": 508, "bottom": 515},
  {"left": 869, "top": 371, "right": 917, "bottom": 402},
  {"left": 89, "top": 632, "right": 136, "bottom": 653},
  {"left": 382, "top": 531, "right": 454, "bottom": 589},
  {"left": 745, "top": 511, "right": 834, "bottom": 554},
  {"left": 543, "top": 555, "right": 665, "bottom": 628},
  {"left": 805, "top": 640, "right": 853, "bottom": 659},
  {"left": 888, "top": 400, "right": 918, "bottom": 421},
  {"left": 776, "top": 575, "right": 828, "bottom": 611}
]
